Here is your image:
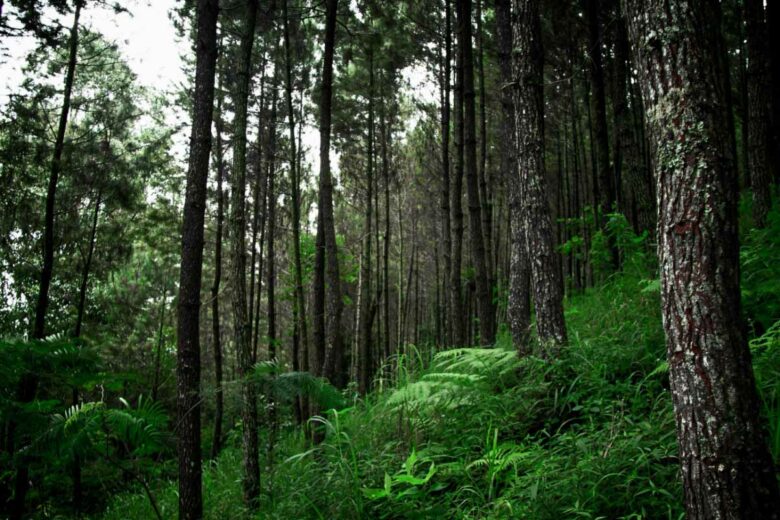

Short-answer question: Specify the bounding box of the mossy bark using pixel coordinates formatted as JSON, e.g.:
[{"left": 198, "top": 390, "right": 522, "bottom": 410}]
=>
[{"left": 625, "top": 0, "right": 780, "bottom": 517}]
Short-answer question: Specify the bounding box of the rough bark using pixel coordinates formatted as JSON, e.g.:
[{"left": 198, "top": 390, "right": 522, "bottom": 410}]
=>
[
  {"left": 624, "top": 1, "right": 780, "bottom": 517},
  {"left": 496, "top": 0, "right": 531, "bottom": 350},
  {"left": 511, "top": 0, "right": 567, "bottom": 350},
  {"left": 227, "top": 0, "right": 260, "bottom": 507},
  {"left": 175, "top": 0, "right": 219, "bottom": 518},
  {"left": 459, "top": 0, "right": 494, "bottom": 345},
  {"left": 745, "top": 0, "right": 772, "bottom": 228}
]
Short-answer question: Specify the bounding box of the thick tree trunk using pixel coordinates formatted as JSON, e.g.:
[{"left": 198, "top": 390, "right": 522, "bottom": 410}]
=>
[
  {"left": 496, "top": 0, "right": 531, "bottom": 350},
  {"left": 511, "top": 0, "right": 567, "bottom": 350},
  {"left": 228, "top": 0, "right": 260, "bottom": 507},
  {"left": 459, "top": 0, "right": 494, "bottom": 345},
  {"left": 175, "top": 0, "right": 219, "bottom": 518},
  {"left": 266, "top": 76, "right": 279, "bottom": 456},
  {"left": 625, "top": 1, "right": 780, "bottom": 517},
  {"left": 315, "top": 0, "right": 344, "bottom": 388},
  {"left": 745, "top": 0, "right": 772, "bottom": 228}
]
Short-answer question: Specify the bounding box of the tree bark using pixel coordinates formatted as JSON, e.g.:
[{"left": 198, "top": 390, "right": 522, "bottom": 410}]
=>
[
  {"left": 745, "top": 0, "right": 772, "bottom": 228},
  {"left": 511, "top": 0, "right": 567, "bottom": 350},
  {"left": 316, "top": 0, "right": 345, "bottom": 388},
  {"left": 624, "top": 1, "right": 780, "bottom": 517},
  {"left": 175, "top": 0, "right": 219, "bottom": 518},
  {"left": 496, "top": 0, "right": 532, "bottom": 351},
  {"left": 459, "top": 0, "right": 494, "bottom": 345},
  {"left": 227, "top": 0, "right": 260, "bottom": 507}
]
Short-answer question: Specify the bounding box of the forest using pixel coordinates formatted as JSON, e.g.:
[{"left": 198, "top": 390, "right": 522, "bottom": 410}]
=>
[{"left": 1, "top": 0, "right": 779, "bottom": 518}]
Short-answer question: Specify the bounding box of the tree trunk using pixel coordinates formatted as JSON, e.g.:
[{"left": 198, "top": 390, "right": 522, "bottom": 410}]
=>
[
  {"left": 210, "top": 91, "right": 226, "bottom": 460},
  {"left": 496, "top": 0, "right": 532, "bottom": 351},
  {"left": 585, "top": 0, "right": 614, "bottom": 229},
  {"left": 476, "top": 0, "right": 493, "bottom": 305},
  {"left": 450, "top": 1, "right": 466, "bottom": 348},
  {"left": 228, "top": 0, "right": 260, "bottom": 507},
  {"left": 315, "top": 0, "right": 344, "bottom": 388},
  {"left": 625, "top": 1, "right": 780, "bottom": 517},
  {"left": 745, "top": 0, "right": 772, "bottom": 228},
  {"left": 266, "top": 73, "right": 279, "bottom": 456},
  {"left": 175, "top": 0, "right": 219, "bottom": 518},
  {"left": 358, "top": 49, "right": 375, "bottom": 395},
  {"left": 459, "top": 0, "right": 494, "bottom": 346},
  {"left": 283, "top": 0, "right": 309, "bottom": 404},
  {"left": 511, "top": 0, "right": 567, "bottom": 351},
  {"left": 439, "top": 0, "right": 452, "bottom": 346}
]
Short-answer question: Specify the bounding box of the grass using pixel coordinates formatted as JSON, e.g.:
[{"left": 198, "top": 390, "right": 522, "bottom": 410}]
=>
[{"left": 99, "top": 201, "right": 780, "bottom": 519}]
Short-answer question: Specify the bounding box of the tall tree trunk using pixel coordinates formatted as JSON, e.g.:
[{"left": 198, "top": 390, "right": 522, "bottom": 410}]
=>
[
  {"left": 175, "top": 0, "right": 219, "bottom": 518},
  {"left": 228, "top": 0, "right": 260, "bottom": 507},
  {"left": 283, "top": 0, "right": 309, "bottom": 405},
  {"left": 358, "top": 49, "right": 375, "bottom": 395},
  {"left": 439, "top": 0, "right": 452, "bottom": 346},
  {"left": 266, "top": 72, "right": 279, "bottom": 459},
  {"left": 316, "top": 0, "right": 344, "bottom": 388},
  {"left": 511, "top": 0, "right": 567, "bottom": 350},
  {"left": 625, "top": 1, "right": 780, "bottom": 517},
  {"left": 248, "top": 61, "right": 267, "bottom": 356},
  {"left": 381, "top": 100, "right": 392, "bottom": 362},
  {"left": 745, "top": 0, "right": 772, "bottom": 228},
  {"left": 450, "top": 0, "right": 465, "bottom": 347},
  {"left": 210, "top": 92, "right": 226, "bottom": 460},
  {"left": 496, "top": 0, "right": 532, "bottom": 351},
  {"left": 476, "top": 0, "right": 493, "bottom": 304},
  {"left": 459, "top": 0, "right": 494, "bottom": 345}
]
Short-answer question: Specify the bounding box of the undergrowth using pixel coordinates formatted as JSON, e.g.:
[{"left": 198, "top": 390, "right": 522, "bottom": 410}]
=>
[{"left": 100, "top": 202, "right": 780, "bottom": 519}]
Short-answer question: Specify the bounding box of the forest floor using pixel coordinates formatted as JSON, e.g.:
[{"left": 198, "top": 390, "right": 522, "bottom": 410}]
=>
[{"left": 100, "top": 202, "right": 780, "bottom": 520}]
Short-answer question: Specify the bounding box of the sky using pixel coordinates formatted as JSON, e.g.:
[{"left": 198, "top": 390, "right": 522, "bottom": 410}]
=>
[
  {"left": 0, "top": 0, "right": 437, "bottom": 212},
  {"left": 1, "top": 0, "right": 188, "bottom": 101}
]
